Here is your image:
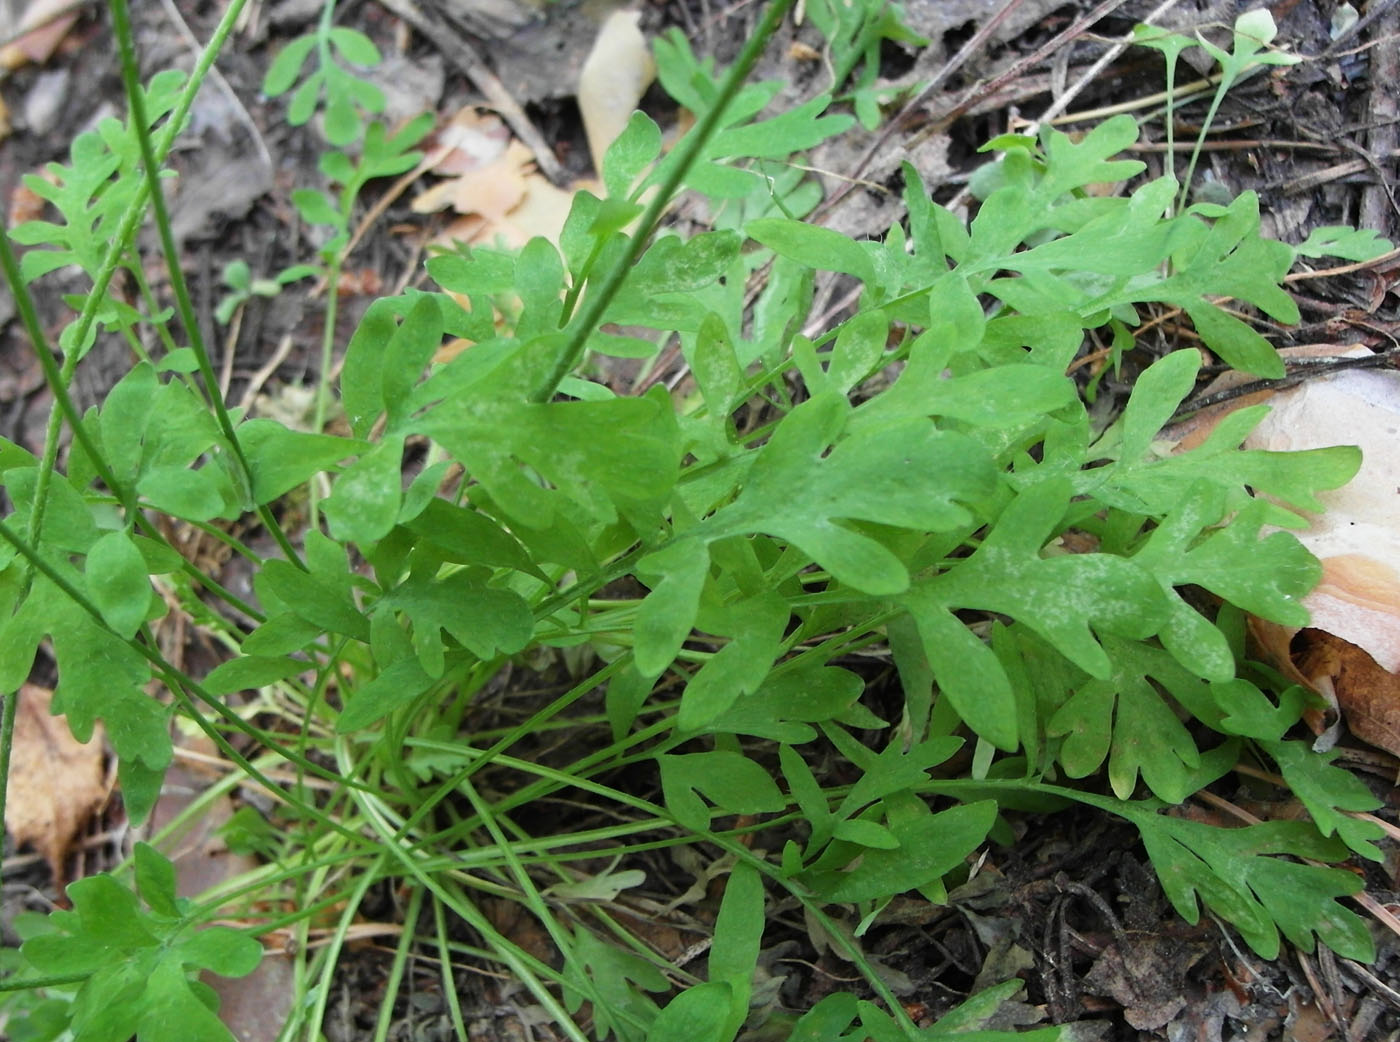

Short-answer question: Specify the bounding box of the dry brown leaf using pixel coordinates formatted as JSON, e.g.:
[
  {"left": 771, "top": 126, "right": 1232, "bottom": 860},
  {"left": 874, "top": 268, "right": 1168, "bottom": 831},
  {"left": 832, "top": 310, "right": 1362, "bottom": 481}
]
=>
[
  {"left": 1295, "top": 629, "right": 1400, "bottom": 759},
  {"left": 148, "top": 746, "right": 294, "bottom": 1042},
  {"left": 5, "top": 684, "right": 106, "bottom": 884},
  {"left": 498, "top": 170, "right": 580, "bottom": 244},
  {"left": 335, "top": 267, "right": 384, "bottom": 297},
  {"left": 8, "top": 168, "right": 55, "bottom": 228},
  {"left": 577, "top": 9, "right": 655, "bottom": 174},
  {"left": 420, "top": 138, "right": 586, "bottom": 249}
]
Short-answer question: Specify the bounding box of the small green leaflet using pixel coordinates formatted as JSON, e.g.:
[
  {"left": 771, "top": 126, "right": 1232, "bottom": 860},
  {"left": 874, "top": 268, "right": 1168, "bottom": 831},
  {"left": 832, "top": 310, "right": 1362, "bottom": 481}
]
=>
[
  {"left": 1047, "top": 635, "right": 1213, "bottom": 803},
  {"left": 712, "top": 394, "right": 997, "bottom": 593},
  {"left": 801, "top": 795, "right": 997, "bottom": 904},
  {"left": 748, "top": 218, "right": 877, "bottom": 283},
  {"left": 84, "top": 530, "right": 153, "bottom": 638},
  {"left": 324, "top": 435, "right": 405, "bottom": 545},
  {"left": 414, "top": 389, "right": 682, "bottom": 530},
  {"left": 708, "top": 863, "right": 764, "bottom": 1039},
  {"left": 1264, "top": 739, "right": 1385, "bottom": 861},
  {"left": 633, "top": 394, "right": 998, "bottom": 679},
  {"left": 919, "top": 478, "right": 1166, "bottom": 678},
  {"left": 644, "top": 981, "right": 733, "bottom": 1042},
  {"left": 658, "top": 751, "right": 786, "bottom": 831},
  {"left": 239, "top": 419, "right": 365, "bottom": 505},
  {"left": 337, "top": 656, "right": 436, "bottom": 731}
]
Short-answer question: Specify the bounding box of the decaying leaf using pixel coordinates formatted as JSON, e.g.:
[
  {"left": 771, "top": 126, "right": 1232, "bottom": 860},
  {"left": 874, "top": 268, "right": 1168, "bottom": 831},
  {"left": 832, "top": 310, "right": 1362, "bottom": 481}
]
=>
[
  {"left": 414, "top": 114, "right": 580, "bottom": 248},
  {"left": 578, "top": 9, "right": 656, "bottom": 174},
  {"left": 413, "top": 135, "right": 529, "bottom": 221},
  {"left": 4, "top": 684, "right": 106, "bottom": 884},
  {"left": 1292, "top": 629, "right": 1400, "bottom": 758},
  {"left": 1171, "top": 344, "right": 1400, "bottom": 754}
]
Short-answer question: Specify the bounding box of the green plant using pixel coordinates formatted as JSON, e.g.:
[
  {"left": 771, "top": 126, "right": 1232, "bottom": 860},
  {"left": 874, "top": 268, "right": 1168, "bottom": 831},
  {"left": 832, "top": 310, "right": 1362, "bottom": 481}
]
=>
[
  {"left": 261, "top": 0, "right": 386, "bottom": 146},
  {"left": 800, "top": 0, "right": 929, "bottom": 129},
  {"left": 0, "top": 2, "right": 1390, "bottom": 1040},
  {"left": 214, "top": 260, "right": 317, "bottom": 325}
]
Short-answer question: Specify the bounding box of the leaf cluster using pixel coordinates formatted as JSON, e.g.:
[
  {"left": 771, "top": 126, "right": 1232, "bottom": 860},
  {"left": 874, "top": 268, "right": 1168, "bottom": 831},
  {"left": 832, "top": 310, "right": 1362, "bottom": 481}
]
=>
[{"left": 0, "top": 4, "right": 1392, "bottom": 1040}]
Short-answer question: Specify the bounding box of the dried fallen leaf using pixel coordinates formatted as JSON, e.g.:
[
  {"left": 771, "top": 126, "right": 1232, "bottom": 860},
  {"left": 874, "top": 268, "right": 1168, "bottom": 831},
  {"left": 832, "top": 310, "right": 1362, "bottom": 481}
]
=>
[
  {"left": 1293, "top": 629, "right": 1400, "bottom": 758},
  {"left": 419, "top": 137, "right": 582, "bottom": 249},
  {"left": 421, "top": 107, "right": 511, "bottom": 177},
  {"left": 1172, "top": 344, "right": 1400, "bottom": 754},
  {"left": 577, "top": 9, "right": 656, "bottom": 174},
  {"left": 4, "top": 684, "right": 106, "bottom": 885},
  {"left": 148, "top": 746, "right": 295, "bottom": 1042},
  {"left": 336, "top": 267, "right": 384, "bottom": 297},
  {"left": 413, "top": 138, "right": 530, "bottom": 221}
]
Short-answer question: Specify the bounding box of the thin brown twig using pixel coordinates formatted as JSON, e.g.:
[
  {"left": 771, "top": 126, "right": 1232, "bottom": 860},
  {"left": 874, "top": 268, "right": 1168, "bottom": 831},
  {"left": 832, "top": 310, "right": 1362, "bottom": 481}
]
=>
[
  {"left": 917, "top": 0, "right": 1133, "bottom": 142},
  {"left": 375, "top": 0, "right": 564, "bottom": 185},
  {"left": 1171, "top": 347, "right": 1399, "bottom": 420}
]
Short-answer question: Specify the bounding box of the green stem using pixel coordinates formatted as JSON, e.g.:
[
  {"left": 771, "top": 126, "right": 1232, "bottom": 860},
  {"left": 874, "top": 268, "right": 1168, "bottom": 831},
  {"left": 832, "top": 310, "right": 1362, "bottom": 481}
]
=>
[
  {"left": 529, "top": 0, "right": 799, "bottom": 402},
  {"left": 0, "top": 973, "right": 91, "bottom": 992},
  {"left": 433, "top": 897, "right": 469, "bottom": 1042},
  {"left": 0, "top": 231, "right": 130, "bottom": 515},
  {"left": 24, "top": 0, "right": 249, "bottom": 547},
  {"left": 307, "top": 252, "right": 341, "bottom": 531},
  {"left": 370, "top": 884, "right": 424, "bottom": 1042},
  {"left": 108, "top": 0, "right": 304, "bottom": 570}
]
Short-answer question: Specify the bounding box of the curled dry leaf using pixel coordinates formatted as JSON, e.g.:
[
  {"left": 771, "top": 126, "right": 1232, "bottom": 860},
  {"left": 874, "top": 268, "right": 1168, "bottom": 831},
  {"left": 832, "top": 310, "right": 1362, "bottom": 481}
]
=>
[
  {"left": 1171, "top": 344, "right": 1400, "bottom": 754},
  {"left": 577, "top": 9, "right": 656, "bottom": 174},
  {"left": 4, "top": 684, "right": 106, "bottom": 885},
  {"left": 1292, "top": 628, "right": 1400, "bottom": 759}
]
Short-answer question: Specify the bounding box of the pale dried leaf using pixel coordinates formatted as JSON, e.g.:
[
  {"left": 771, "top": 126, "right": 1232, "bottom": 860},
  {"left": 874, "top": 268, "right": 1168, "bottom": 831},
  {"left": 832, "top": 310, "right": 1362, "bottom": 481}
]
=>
[
  {"left": 497, "top": 170, "right": 580, "bottom": 244},
  {"left": 1173, "top": 344, "right": 1400, "bottom": 754},
  {"left": 422, "top": 107, "right": 511, "bottom": 177},
  {"left": 577, "top": 9, "right": 655, "bottom": 174},
  {"left": 0, "top": 0, "right": 78, "bottom": 69},
  {"left": 1173, "top": 345, "right": 1400, "bottom": 672},
  {"left": 4, "top": 684, "right": 105, "bottom": 884},
  {"left": 413, "top": 139, "right": 531, "bottom": 219}
]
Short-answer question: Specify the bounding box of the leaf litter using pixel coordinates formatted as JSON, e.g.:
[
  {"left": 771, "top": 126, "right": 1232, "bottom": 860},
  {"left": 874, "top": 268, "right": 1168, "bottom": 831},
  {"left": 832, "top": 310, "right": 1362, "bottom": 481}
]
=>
[{"left": 3, "top": 684, "right": 105, "bottom": 887}]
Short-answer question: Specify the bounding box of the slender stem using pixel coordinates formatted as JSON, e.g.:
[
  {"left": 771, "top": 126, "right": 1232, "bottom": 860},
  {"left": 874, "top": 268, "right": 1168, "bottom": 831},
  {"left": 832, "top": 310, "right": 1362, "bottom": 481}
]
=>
[
  {"left": 108, "top": 0, "right": 305, "bottom": 570},
  {"left": 0, "top": 973, "right": 91, "bottom": 993},
  {"left": 433, "top": 898, "right": 469, "bottom": 1041},
  {"left": 529, "top": 0, "right": 798, "bottom": 402},
  {"left": 370, "top": 884, "right": 424, "bottom": 1042},
  {"left": 308, "top": 253, "right": 341, "bottom": 531},
  {"left": 0, "top": 518, "right": 370, "bottom": 800},
  {"left": 0, "top": 227, "right": 132, "bottom": 519},
  {"left": 24, "top": 0, "right": 249, "bottom": 547}
]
